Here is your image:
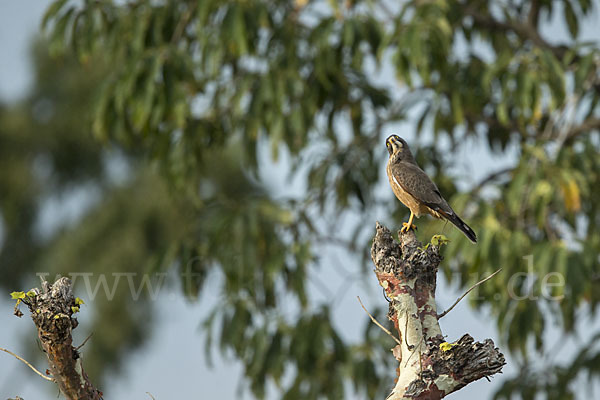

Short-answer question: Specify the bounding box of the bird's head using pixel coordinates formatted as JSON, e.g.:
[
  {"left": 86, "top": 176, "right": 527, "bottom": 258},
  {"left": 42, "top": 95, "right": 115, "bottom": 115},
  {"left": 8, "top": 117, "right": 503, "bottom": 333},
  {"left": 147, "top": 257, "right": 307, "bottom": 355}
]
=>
[{"left": 385, "top": 135, "right": 414, "bottom": 162}]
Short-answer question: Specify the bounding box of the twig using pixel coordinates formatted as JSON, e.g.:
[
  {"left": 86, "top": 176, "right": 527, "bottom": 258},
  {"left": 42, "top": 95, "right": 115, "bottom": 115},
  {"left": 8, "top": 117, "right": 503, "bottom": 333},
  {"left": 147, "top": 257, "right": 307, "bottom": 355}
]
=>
[
  {"left": 404, "top": 310, "right": 410, "bottom": 349},
  {"left": 464, "top": 6, "right": 568, "bottom": 60},
  {"left": 357, "top": 296, "right": 402, "bottom": 345},
  {"left": 563, "top": 117, "right": 600, "bottom": 143},
  {"left": 75, "top": 332, "right": 94, "bottom": 351},
  {"left": 438, "top": 269, "right": 503, "bottom": 319},
  {"left": 402, "top": 310, "right": 423, "bottom": 368},
  {"left": 0, "top": 347, "right": 55, "bottom": 382},
  {"left": 146, "top": 392, "right": 156, "bottom": 400},
  {"left": 471, "top": 167, "right": 513, "bottom": 195}
]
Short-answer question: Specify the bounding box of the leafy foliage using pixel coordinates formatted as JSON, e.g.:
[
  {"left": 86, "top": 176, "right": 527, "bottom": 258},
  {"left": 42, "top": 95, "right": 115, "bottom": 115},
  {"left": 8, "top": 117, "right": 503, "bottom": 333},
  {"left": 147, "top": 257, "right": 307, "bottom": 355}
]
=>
[{"left": 1, "top": 0, "right": 599, "bottom": 398}]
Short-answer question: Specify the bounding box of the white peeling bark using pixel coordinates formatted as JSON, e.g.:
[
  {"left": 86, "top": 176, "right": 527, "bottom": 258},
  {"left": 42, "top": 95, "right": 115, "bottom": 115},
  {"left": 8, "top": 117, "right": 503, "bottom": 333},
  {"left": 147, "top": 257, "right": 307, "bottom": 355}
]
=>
[
  {"left": 371, "top": 223, "right": 504, "bottom": 399},
  {"left": 389, "top": 279, "right": 443, "bottom": 398}
]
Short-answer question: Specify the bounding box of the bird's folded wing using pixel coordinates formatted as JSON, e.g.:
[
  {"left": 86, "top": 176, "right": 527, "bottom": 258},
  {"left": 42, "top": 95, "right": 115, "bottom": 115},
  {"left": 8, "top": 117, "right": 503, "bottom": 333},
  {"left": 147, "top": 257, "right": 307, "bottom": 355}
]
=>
[{"left": 389, "top": 162, "right": 451, "bottom": 213}]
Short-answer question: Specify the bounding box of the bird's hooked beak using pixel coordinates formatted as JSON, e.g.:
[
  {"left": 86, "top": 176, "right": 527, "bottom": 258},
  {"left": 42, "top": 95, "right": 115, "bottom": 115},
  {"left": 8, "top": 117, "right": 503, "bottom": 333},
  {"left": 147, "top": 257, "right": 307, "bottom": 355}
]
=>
[{"left": 386, "top": 135, "right": 403, "bottom": 156}]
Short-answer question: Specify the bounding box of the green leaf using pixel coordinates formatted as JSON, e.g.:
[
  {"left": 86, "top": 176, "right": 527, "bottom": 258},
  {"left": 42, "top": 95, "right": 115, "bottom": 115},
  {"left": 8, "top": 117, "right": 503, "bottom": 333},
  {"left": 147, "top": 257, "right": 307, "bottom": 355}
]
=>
[
  {"left": 10, "top": 291, "right": 26, "bottom": 300},
  {"left": 49, "top": 7, "right": 75, "bottom": 56},
  {"left": 496, "top": 101, "right": 509, "bottom": 126},
  {"left": 431, "top": 234, "right": 450, "bottom": 246},
  {"left": 540, "top": 50, "right": 565, "bottom": 102},
  {"left": 41, "top": 0, "right": 69, "bottom": 30},
  {"left": 439, "top": 341, "right": 456, "bottom": 351},
  {"left": 451, "top": 91, "right": 464, "bottom": 125},
  {"left": 574, "top": 52, "right": 594, "bottom": 91},
  {"left": 564, "top": 0, "right": 579, "bottom": 39}
]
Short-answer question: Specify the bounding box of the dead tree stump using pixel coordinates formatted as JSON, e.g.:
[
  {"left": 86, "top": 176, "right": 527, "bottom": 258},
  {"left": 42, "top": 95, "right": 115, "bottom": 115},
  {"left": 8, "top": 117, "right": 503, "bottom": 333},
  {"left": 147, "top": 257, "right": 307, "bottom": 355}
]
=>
[{"left": 370, "top": 223, "right": 505, "bottom": 399}]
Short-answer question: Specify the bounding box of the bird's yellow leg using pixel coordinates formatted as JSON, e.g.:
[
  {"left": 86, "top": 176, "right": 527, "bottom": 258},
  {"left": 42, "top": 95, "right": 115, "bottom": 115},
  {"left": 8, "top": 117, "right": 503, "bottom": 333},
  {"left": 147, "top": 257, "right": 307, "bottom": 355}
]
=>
[{"left": 401, "top": 211, "right": 417, "bottom": 233}]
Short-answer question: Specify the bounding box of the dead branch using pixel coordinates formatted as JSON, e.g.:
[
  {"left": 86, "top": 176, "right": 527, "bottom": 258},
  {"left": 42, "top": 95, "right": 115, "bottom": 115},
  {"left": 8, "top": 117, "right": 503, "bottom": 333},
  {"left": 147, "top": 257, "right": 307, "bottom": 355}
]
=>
[
  {"left": 357, "top": 296, "right": 402, "bottom": 346},
  {"left": 370, "top": 223, "right": 505, "bottom": 399},
  {"left": 13, "top": 277, "right": 103, "bottom": 400},
  {"left": 0, "top": 347, "right": 55, "bottom": 382},
  {"left": 438, "top": 268, "right": 502, "bottom": 319}
]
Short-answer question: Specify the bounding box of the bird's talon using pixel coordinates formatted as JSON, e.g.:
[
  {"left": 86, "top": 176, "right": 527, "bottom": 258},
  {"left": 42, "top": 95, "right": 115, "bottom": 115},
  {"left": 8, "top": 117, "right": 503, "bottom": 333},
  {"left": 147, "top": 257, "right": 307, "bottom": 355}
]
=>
[{"left": 401, "top": 222, "right": 417, "bottom": 233}]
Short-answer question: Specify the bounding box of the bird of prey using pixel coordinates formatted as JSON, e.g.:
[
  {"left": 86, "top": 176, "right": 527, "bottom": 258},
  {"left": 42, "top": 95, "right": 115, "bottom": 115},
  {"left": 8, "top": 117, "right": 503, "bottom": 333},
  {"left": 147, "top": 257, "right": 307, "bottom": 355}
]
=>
[{"left": 385, "top": 134, "right": 477, "bottom": 243}]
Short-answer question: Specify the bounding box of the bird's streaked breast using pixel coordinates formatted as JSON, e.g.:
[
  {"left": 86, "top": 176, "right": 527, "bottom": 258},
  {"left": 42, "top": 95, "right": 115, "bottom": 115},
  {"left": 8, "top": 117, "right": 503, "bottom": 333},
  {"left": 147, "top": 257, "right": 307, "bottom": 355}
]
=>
[{"left": 386, "top": 160, "right": 424, "bottom": 217}]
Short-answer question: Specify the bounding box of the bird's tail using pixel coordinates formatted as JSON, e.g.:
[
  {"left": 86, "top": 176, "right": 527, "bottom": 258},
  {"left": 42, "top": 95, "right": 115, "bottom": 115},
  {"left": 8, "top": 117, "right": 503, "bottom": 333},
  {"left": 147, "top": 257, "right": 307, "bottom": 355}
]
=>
[{"left": 440, "top": 211, "right": 477, "bottom": 243}]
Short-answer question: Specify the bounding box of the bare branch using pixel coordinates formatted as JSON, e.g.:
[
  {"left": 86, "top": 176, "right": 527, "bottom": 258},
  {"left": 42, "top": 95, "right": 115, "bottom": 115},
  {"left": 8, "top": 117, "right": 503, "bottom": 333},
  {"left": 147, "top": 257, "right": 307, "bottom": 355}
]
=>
[
  {"left": 16, "top": 278, "right": 103, "bottom": 400},
  {"left": 563, "top": 117, "right": 600, "bottom": 143},
  {"left": 472, "top": 167, "right": 514, "bottom": 195},
  {"left": 527, "top": 0, "right": 540, "bottom": 30},
  {"left": 438, "top": 269, "right": 503, "bottom": 319},
  {"left": 357, "top": 296, "right": 402, "bottom": 346},
  {"left": 465, "top": 7, "right": 569, "bottom": 60},
  {"left": 75, "top": 332, "right": 94, "bottom": 351},
  {"left": 0, "top": 347, "right": 55, "bottom": 382}
]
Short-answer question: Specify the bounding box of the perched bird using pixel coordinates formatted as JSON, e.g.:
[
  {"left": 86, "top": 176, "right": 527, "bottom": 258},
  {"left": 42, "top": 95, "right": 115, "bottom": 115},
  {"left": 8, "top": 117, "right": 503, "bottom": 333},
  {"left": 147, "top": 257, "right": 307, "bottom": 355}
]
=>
[{"left": 385, "top": 134, "right": 477, "bottom": 243}]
